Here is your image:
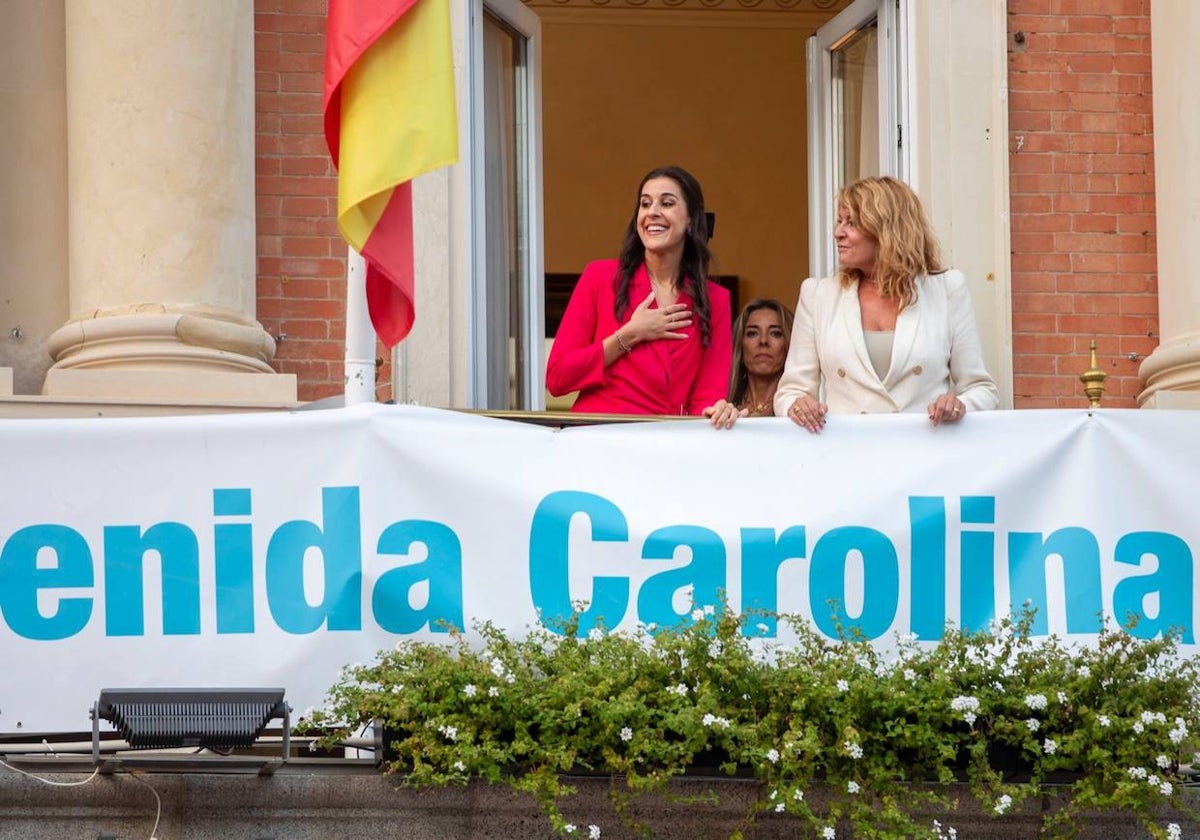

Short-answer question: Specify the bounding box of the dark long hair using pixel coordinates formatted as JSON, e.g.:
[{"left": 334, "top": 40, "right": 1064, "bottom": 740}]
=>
[
  {"left": 728, "top": 298, "right": 795, "bottom": 404},
  {"left": 612, "top": 165, "right": 715, "bottom": 346}
]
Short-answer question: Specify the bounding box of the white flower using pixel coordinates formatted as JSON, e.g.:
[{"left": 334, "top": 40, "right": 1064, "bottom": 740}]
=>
[
  {"left": 505, "top": 673, "right": 516, "bottom": 684},
  {"left": 769, "top": 789, "right": 778, "bottom": 800},
  {"left": 667, "top": 683, "right": 688, "bottom": 696},
  {"left": 775, "top": 803, "right": 786, "bottom": 813},
  {"left": 453, "top": 760, "right": 466, "bottom": 772},
  {"left": 822, "top": 827, "right": 836, "bottom": 840},
  {"left": 463, "top": 684, "right": 477, "bottom": 698},
  {"left": 1078, "top": 665, "right": 1091, "bottom": 678},
  {"left": 1142, "top": 711, "right": 1167, "bottom": 725},
  {"left": 951, "top": 695, "right": 980, "bottom": 712},
  {"left": 756, "top": 622, "right": 770, "bottom": 634},
  {"left": 1167, "top": 823, "right": 1182, "bottom": 840},
  {"left": 620, "top": 727, "right": 633, "bottom": 742},
  {"left": 793, "top": 789, "right": 804, "bottom": 801},
  {"left": 708, "top": 640, "right": 723, "bottom": 658},
  {"left": 588, "top": 628, "right": 604, "bottom": 642},
  {"left": 1043, "top": 738, "right": 1057, "bottom": 755},
  {"left": 1098, "top": 714, "right": 1110, "bottom": 727},
  {"left": 903, "top": 668, "right": 916, "bottom": 681},
  {"left": 846, "top": 780, "right": 860, "bottom": 794},
  {"left": 1134, "top": 721, "right": 1145, "bottom": 734},
  {"left": 438, "top": 724, "right": 458, "bottom": 742},
  {"left": 588, "top": 825, "right": 601, "bottom": 840},
  {"left": 766, "top": 748, "right": 780, "bottom": 764},
  {"left": 564, "top": 824, "right": 577, "bottom": 834},
  {"left": 1157, "top": 754, "right": 1172, "bottom": 769},
  {"left": 844, "top": 740, "right": 863, "bottom": 760},
  {"left": 1025, "top": 693, "right": 1047, "bottom": 711},
  {"left": 702, "top": 713, "right": 731, "bottom": 730},
  {"left": 1127, "top": 766, "right": 1148, "bottom": 779},
  {"left": 1160, "top": 781, "right": 1173, "bottom": 796},
  {"left": 994, "top": 794, "right": 1013, "bottom": 815},
  {"left": 1056, "top": 691, "right": 1068, "bottom": 705},
  {"left": 963, "top": 712, "right": 977, "bottom": 726},
  {"left": 1025, "top": 718, "right": 1040, "bottom": 732},
  {"left": 704, "top": 604, "right": 715, "bottom": 616},
  {"left": 691, "top": 609, "right": 705, "bottom": 621},
  {"left": 488, "top": 686, "right": 500, "bottom": 698},
  {"left": 1170, "top": 719, "right": 1188, "bottom": 743},
  {"left": 1148, "top": 774, "right": 1161, "bottom": 787},
  {"left": 836, "top": 679, "right": 849, "bottom": 693}
]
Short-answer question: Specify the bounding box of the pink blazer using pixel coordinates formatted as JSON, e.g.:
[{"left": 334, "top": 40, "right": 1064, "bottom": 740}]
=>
[{"left": 546, "top": 260, "right": 732, "bottom": 416}]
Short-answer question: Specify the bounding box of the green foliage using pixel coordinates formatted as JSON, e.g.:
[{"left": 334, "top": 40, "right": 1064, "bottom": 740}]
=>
[{"left": 301, "top": 608, "right": 1200, "bottom": 840}]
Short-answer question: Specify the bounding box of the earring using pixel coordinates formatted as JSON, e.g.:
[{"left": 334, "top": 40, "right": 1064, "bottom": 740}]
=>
[{"left": 687, "top": 227, "right": 693, "bottom": 237}]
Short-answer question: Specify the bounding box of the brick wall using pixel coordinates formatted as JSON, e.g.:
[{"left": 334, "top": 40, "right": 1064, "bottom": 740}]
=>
[
  {"left": 254, "top": 0, "right": 393, "bottom": 403},
  {"left": 1006, "top": 0, "right": 1157, "bottom": 408}
]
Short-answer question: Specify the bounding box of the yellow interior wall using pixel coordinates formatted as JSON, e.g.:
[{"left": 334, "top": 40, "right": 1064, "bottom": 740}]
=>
[{"left": 542, "top": 20, "right": 812, "bottom": 318}]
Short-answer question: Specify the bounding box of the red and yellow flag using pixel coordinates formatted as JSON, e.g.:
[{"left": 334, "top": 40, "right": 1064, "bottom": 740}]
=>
[{"left": 323, "top": 0, "right": 458, "bottom": 347}]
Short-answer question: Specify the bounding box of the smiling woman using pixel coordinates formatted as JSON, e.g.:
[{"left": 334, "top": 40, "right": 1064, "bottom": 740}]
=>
[{"left": 544, "top": 165, "right": 734, "bottom": 421}]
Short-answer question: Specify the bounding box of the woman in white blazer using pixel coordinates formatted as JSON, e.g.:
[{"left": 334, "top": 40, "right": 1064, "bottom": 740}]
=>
[{"left": 775, "top": 176, "right": 998, "bottom": 432}]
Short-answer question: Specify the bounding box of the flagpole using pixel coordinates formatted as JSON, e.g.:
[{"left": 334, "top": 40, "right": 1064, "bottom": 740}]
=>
[{"left": 344, "top": 246, "right": 376, "bottom": 405}]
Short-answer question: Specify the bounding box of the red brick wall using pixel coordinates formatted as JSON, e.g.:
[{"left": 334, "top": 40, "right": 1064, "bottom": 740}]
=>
[
  {"left": 254, "top": 0, "right": 393, "bottom": 403},
  {"left": 1006, "top": 0, "right": 1157, "bottom": 408}
]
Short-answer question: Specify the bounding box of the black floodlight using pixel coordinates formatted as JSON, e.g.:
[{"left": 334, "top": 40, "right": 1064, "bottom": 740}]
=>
[{"left": 92, "top": 688, "right": 290, "bottom": 768}]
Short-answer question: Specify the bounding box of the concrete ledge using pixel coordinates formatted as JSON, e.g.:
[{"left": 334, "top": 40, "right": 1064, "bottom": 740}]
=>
[
  {"left": 0, "top": 770, "right": 1192, "bottom": 840},
  {"left": 42, "top": 368, "right": 298, "bottom": 402}
]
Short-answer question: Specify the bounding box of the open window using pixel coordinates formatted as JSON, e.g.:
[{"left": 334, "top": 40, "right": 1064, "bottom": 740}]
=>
[
  {"left": 469, "top": 0, "right": 545, "bottom": 409},
  {"left": 807, "top": 0, "right": 909, "bottom": 279}
]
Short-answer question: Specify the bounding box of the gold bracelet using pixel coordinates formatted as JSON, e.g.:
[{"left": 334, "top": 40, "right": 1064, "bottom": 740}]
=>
[{"left": 614, "top": 330, "right": 633, "bottom": 353}]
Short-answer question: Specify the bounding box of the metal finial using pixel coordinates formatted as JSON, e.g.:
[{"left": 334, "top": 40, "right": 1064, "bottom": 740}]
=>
[{"left": 1079, "top": 339, "right": 1107, "bottom": 408}]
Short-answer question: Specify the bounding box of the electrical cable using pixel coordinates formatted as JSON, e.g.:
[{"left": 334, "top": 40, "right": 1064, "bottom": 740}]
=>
[
  {"left": 128, "top": 771, "right": 163, "bottom": 840},
  {"left": 0, "top": 757, "right": 99, "bottom": 786}
]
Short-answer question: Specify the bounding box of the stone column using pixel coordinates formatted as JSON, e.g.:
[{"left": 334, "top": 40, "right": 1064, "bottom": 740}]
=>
[
  {"left": 44, "top": 0, "right": 294, "bottom": 402},
  {"left": 1138, "top": 0, "right": 1200, "bottom": 408}
]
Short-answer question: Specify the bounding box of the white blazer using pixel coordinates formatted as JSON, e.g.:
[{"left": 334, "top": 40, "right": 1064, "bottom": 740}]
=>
[{"left": 774, "top": 270, "right": 999, "bottom": 415}]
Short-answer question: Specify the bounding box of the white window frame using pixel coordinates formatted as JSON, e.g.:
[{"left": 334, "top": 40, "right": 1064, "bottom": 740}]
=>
[
  {"left": 806, "top": 0, "right": 910, "bottom": 280},
  {"left": 467, "top": 0, "right": 545, "bottom": 409}
]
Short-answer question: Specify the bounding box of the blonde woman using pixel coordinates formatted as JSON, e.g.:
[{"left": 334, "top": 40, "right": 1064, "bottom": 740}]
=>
[{"left": 776, "top": 176, "right": 998, "bottom": 432}]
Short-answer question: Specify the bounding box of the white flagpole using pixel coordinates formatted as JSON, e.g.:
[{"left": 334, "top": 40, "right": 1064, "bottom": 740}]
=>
[{"left": 344, "top": 246, "right": 376, "bottom": 405}]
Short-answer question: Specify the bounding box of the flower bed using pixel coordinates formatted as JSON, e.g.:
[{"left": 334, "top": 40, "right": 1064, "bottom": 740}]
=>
[{"left": 304, "top": 608, "right": 1200, "bottom": 840}]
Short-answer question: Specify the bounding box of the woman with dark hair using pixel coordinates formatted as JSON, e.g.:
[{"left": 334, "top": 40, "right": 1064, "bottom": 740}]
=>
[
  {"left": 546, "top": 165, "right": 736, "bottom": 423},
  {"left": 777, "top": 176, "right": 998, "bottom": 432},
  {"left": 727, "top": 299, "right": 794, "bottom": 417}
]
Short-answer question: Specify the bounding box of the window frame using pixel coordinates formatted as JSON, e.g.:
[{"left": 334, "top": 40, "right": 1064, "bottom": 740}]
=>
[
  {"left": 467, "top": 0, "right": 545, "bottom": 409},
  {"left": 806, "top": 0, "right": 909, "bottom": 280}
]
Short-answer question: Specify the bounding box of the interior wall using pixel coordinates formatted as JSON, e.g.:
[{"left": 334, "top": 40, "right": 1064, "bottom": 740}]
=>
[{"left": 541, "top": 19, "right": 812, "bottom": 318}]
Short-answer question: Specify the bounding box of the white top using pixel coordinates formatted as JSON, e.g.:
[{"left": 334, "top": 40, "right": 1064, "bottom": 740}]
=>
[{"left": 863, "top": 330, "right": 894, "bottom": 380}]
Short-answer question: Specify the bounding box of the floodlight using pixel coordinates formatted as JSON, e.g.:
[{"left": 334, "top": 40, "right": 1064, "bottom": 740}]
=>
[{"left": 91, "top": 688, "right": 290, "bottom": 773}]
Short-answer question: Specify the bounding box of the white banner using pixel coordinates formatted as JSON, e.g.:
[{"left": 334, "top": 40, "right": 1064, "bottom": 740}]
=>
[{"left": 1, "top": 405, "right": 1197, "bottom": 732}]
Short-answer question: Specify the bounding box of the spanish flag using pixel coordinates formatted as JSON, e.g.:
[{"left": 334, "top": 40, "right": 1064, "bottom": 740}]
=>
[{"left": 323, "top": 0, "right": 458, "bottom": 347}]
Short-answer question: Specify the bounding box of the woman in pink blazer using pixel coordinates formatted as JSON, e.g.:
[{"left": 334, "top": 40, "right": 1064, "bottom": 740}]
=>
[
  {"left": 776, "top": 176, "right": 998, "bottom": 432},
  {"left": 546, "top": 166, "right": 736, "bottom": 423}
]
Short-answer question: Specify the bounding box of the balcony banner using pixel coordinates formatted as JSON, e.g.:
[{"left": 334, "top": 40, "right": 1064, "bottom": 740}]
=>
[{"left": 1, "top": 405, "right": 1197, "bottom": 732}]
